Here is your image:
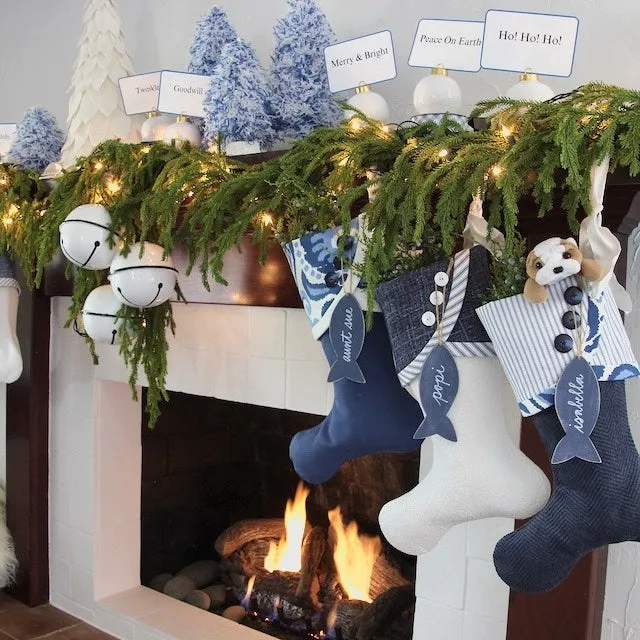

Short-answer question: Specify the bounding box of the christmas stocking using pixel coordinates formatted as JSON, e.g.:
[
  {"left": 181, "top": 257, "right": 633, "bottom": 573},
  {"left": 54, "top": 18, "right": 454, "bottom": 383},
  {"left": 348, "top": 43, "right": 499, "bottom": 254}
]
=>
[
  {"left": 283, "top": 216, "right": 423, "bottom": 485},
  {"left": 0, "top": 254, "right": 22, "bottom": 384},
  {"left": 375, "top": 246, "right": 550, "bottom": 556},
  {"left": 477, "top": 239, "right": 640, "bottom": 592}
]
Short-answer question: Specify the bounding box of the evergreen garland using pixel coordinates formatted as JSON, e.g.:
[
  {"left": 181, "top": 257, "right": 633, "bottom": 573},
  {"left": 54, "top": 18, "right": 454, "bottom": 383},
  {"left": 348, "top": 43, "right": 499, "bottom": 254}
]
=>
[{"left": 0, "top": 83, "right": 638, "bottom": 426}]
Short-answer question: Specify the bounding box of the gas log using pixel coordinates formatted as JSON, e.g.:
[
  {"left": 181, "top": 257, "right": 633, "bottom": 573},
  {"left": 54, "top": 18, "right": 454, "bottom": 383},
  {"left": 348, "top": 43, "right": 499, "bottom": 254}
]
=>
[{"left": 215, "top": 516, "right": 415, "bottom": 640}]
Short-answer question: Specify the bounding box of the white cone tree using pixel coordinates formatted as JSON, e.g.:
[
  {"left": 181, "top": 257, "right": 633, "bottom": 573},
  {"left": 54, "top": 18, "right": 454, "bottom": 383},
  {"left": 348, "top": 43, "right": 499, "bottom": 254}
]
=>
[{"left": 60, "top": 0, "right": 141, "bottom": 168}]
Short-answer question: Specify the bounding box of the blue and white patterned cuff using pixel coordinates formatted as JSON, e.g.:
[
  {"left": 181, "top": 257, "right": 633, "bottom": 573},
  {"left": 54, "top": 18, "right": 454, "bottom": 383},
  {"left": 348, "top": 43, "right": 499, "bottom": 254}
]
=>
[
  {"left": 476, "top": 279, "right": 639, "bottom": 416},
  {"left": 282, "top": 215, "right": 372, "bottom": 340}
]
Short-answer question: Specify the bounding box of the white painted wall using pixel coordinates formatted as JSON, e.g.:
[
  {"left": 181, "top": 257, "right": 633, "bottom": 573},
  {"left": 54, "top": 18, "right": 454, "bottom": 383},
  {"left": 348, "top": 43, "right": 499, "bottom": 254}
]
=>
[
  {"left": 1, "top": 0, "right": 640, "bottom": 126},
  {"left": 602, "top": 227, "right": 640, "bottom": 640}
]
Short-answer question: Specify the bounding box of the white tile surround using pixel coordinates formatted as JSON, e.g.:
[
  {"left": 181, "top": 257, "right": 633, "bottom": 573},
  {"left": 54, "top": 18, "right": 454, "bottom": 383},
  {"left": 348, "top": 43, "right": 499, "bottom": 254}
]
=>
[{"left": 48, "top": 297, "right": 511, "bottom": 640}]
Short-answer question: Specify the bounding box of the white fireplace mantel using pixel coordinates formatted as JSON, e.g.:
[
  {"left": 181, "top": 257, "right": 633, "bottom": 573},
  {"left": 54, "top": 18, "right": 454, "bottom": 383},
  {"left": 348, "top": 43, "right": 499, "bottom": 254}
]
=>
[{"left": 48, "top": 296, "right": 512, "bottom": 640}]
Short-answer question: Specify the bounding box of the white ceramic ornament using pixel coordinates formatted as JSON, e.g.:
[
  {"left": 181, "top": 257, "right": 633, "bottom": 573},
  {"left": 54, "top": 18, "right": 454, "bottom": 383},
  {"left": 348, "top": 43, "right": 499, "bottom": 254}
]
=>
[
  {"left": 59, "top": 204, "right": 120, "bottom": 270},
  {"left": 345, "top": 85, "right": 390, "bottom": 123},
  {"left": 413, "top": 67, "right": 462, "bottom": 115},
  {"left": 109, "top": 242, "right": 178, "bottom": 308},
  {"left": 140, "top": 112, "right": 175, "bottom": 142},
  {"left": 163, "top": 116, "right": 203, "bottom": 148},
  {"left": 82, "top": 285, "right": 124, "bottom": 345},
  {"left": 506, "top": 71, "right": 554, "bottom": 101}
]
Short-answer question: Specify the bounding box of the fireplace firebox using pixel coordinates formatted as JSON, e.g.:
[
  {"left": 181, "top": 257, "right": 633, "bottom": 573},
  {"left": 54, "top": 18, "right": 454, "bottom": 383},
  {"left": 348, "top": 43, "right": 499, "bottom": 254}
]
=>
[{"left": 140, "top": 389, "right": 419, "bottom": 640}]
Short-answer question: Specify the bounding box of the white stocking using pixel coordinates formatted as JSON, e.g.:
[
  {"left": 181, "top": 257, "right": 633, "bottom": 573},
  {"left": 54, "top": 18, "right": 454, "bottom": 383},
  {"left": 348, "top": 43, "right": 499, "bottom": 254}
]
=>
[
  {"left": 378, "top": 357, "right": 550, "bottom": 556},
  {"left": 0, "top": 285, "right": 22, "bottom": 384}
]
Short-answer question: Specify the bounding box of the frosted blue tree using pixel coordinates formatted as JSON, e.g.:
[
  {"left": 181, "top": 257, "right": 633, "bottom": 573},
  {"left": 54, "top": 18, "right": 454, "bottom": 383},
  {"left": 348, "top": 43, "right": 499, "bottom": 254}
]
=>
[
  {"left": 188, "top": 6, "right": 238, "bottom": 76},
  {"left": 203, "top": 38, "right": 275, "bottom": 150},
  {"left": 8, "top": 108, "right": 65, "bottom": 172},
  {"left": 269, "top": 0, "right": 342, "bottom": 140}
]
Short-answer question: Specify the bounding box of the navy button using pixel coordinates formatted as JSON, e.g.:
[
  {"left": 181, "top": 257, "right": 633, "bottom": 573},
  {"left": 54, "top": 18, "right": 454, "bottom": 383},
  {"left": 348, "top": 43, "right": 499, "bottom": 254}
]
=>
[
  {"left": 554, "top": 334, "right": 574, "bottom": 353},
  {"left": 564, "top": 286, "right": 583, "bottom": 306},
  {"left": 562, "top": 311, "right": 581, "bottom": 330}
]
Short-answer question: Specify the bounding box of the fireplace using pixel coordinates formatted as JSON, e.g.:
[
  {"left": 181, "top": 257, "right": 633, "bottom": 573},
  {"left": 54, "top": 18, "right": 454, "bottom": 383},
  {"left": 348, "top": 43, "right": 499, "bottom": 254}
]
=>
[
  {"left": 140, "top": 390, "right": 419, "bottom": 640},
  {"left": 47, "top": 297, "right": 513, "bottom": 640}
]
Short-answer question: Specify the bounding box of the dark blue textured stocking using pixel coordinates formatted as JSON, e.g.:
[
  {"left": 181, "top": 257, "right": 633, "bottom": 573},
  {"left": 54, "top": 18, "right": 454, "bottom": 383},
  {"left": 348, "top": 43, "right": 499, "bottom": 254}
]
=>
[
  {"left": 289, "top": 313, "right": 423, "bottom": 484},
  {"left": 493, "top": 380, "right": 640, "bottom": 592}
]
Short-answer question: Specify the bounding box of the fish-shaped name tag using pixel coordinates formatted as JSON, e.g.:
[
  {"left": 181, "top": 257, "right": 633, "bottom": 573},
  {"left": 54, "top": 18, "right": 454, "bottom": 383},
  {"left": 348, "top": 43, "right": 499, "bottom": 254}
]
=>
[
  {"left": 414, "top": 345, "right": 459, "bottom": 441},
  {"left": 327, "top": 294, "right": 366, "bottom": 384},
  {"left": 552, "top": 357, "right": 602, "bottom": 464}
]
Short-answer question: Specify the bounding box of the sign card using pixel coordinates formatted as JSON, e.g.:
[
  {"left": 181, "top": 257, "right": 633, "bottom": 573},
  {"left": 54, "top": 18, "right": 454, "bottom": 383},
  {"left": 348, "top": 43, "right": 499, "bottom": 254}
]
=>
[
  {"left": 409, "top": 19, "right": 484, "bottom": 72},
  {"left": 119, "top": 72, "right": 162, "bottom": 115},
  {"left": 0, "top": 124, "right": 17, "bottom": 158},
  {"left": 324, "top": 31, "right": 396, "bottom": 93},
  {"left": 481, "top": 10, "right": 579, "bottom": 77},
  {"left": 157, "top": 71, "right": 210, "bottom": 119}
]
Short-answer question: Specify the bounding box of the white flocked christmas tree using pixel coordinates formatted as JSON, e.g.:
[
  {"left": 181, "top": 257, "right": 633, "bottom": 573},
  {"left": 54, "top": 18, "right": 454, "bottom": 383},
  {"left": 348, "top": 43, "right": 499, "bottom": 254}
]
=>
[
  {"left": 269, "top": 0, "right": 342, "bottom": 140},
  {"left": 59, "top": 0, "right": 141, "bottom": 168},
  {"left": 203, "top": 38, "right": 276, "bottom": 154}
]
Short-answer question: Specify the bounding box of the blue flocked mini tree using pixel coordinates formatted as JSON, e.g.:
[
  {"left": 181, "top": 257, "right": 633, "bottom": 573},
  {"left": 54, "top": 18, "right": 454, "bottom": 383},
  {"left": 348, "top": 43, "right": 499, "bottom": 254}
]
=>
[
  {"left": 203, "top": 38, "right": 275, "bottom": 149},
  {"left": 188, "top": 6, "right": 238, "bottom": 76},
  {"left": 8, "top": 108, "right": 65, "bottom": 172},
  {"left": 269, "top": 0, "right": 342, "bottom": 140}
]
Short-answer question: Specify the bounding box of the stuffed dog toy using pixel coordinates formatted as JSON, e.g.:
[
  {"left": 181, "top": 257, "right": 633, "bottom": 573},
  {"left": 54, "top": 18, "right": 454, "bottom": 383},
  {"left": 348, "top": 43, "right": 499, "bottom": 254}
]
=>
[{"left": 524, "top": 237, "right": 606, "bottom": 304}]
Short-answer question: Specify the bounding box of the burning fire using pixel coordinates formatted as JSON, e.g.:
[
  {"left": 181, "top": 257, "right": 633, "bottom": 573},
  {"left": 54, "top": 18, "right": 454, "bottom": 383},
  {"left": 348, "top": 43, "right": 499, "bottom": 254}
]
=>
[
  {"left": 264, "top": 482, "right": 310, "bottom": 573},
  {"left": 328, "top": 507, "right": 381, "bottom": 603},
  {"left": 241, "top": 575, "right": 256, "bottom": 609}
]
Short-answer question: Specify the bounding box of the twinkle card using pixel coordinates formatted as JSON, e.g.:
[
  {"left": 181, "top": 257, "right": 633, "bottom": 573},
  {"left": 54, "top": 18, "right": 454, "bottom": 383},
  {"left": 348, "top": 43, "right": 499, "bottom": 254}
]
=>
[{"left": 119, "top": 72, "right": 162, "bottom": 115}]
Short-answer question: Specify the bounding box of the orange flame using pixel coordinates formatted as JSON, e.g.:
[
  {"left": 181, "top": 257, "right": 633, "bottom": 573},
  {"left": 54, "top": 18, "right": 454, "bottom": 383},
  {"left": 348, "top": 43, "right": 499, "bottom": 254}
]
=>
[
  {"left": 264, "top": 482, "right": 310, "bottom": 573},
  {"left": 328, "top": 507, "right": 381, "bottom": 603}
]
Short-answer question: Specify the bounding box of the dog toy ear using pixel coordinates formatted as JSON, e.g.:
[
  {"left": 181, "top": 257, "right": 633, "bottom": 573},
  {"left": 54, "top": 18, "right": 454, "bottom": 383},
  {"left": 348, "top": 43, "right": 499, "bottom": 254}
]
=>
[
  {"left": 580, "top": 258, "right": 606, "bottom": 283},
  {"left": 564, "top": 237, "right": 578, "bottom": 247},
  {"left": 524, "top": 278, "right": 548, "bottom": 304}
]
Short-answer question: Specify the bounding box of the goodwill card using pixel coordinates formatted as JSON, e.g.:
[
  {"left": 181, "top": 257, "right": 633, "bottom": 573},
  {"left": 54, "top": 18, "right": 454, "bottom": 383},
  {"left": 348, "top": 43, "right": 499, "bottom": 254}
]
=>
[
  {"left": 324, "top": 31, "right": 396, "bottom": 93},
  {"left": 119, "top": 72, "right": 162, "bottom": 115},
  {"left": 409, "top": 19, "right": 484, "bottom": 72},
  {"left": 0, "top": 124, "right": 17, "bottom": 158},
  {"left": 158, "top": 71, "right": 210, "bottom": 119},
  {"left": 481, "top": 10, "right": 579, "bottom": 77}
]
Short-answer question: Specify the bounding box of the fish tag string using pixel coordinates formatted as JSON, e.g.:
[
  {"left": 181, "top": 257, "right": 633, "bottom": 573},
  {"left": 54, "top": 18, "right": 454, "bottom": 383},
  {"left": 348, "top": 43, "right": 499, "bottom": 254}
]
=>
[
  {"left": 571, "top": 275, "right": 587, "bottom": 357},
  {"left": 435, "top": 258, "right": 455, "bottom": 347},
  {"left": 339, "top": 229, "right": 357, "bottom": 296}
]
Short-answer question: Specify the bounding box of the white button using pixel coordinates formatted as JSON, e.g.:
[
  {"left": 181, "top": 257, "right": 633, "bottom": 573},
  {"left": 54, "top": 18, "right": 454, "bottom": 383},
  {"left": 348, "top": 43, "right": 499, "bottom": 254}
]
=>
[
  {"left": 434, "top": 271, "right": 449, "bottom": 286},
  {"left": 421, "top": 311, "right": 436, "bottom": 327},
  {"left": 430, "top": 291, "right": 445, "bottom": 306}
]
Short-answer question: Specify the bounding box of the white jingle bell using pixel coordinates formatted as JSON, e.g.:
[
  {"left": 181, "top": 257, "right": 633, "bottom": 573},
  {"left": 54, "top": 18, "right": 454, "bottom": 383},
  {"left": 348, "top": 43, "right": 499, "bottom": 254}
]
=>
[
  {"left": 140, "top": 112, "right": 176, "bottom": 143},
  {"left": 163, "top": 115, "right": 203, "bottom": 148},
  {"left": 413, "top": 66, "right": 462, "bottom": 116},
  {"left": 82, "top": 285, "right": 124, "bottom": 345},
  {"left": 109, "top": 242, "right": 178, "bottom": 308},
  {"left": 345, "top": 85, "right": 390, "bottom": 123},
  {"left": 59, "top": 204, "right": 120, "bottom": 270},
  {"left": 506, "top": 71, "right": 554, "bottom": 101}
]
